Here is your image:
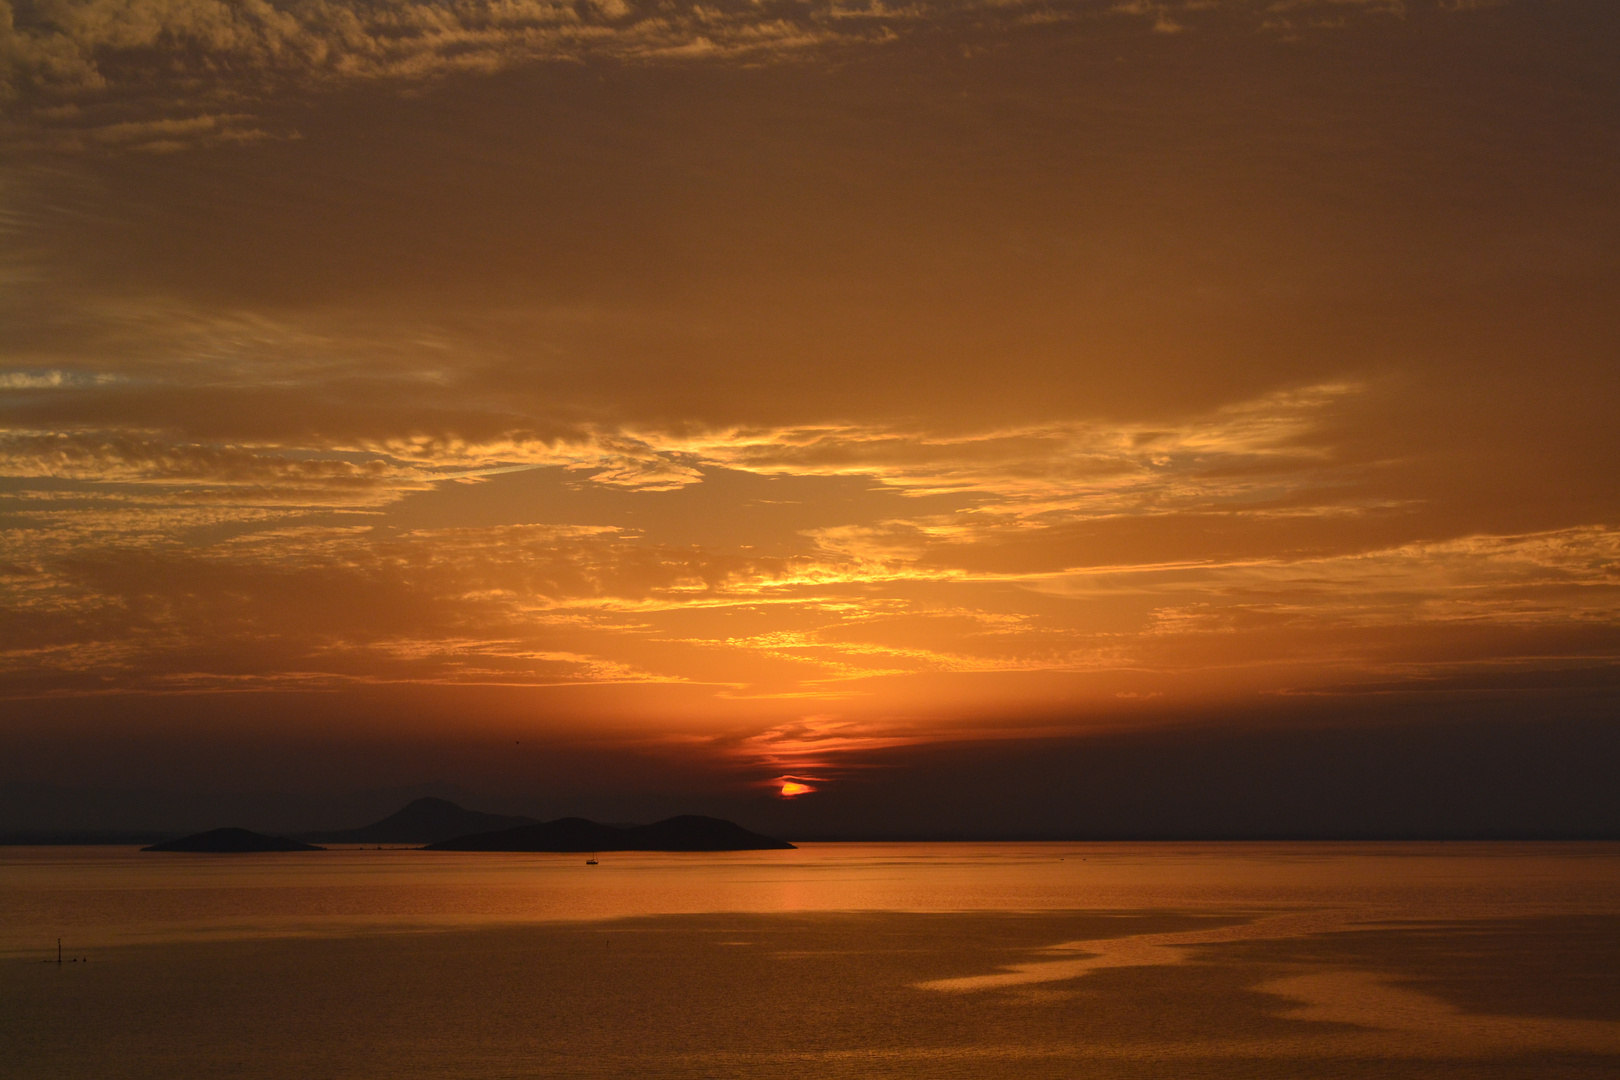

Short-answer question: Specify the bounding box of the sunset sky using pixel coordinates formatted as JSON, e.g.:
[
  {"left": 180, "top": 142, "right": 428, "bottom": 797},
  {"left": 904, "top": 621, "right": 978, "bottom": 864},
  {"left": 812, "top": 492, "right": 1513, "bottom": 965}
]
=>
[{"left": 2, "top": 0, "right": 1616, "bottom": 834}]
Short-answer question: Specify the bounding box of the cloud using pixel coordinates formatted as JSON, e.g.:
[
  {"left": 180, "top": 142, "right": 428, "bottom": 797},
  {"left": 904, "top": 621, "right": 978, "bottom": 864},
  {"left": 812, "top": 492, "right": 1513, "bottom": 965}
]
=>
[
  {"left": 0, "top": 430, "right": 425, "bottom": 489},
  {"left": 4, "top": 430, "right": 1614, "bottom": 707},
  {"left": 0, "top": 370, "right": 102, "bottom": 389},
  {"left": 0, "top": 0, "right": 851, "bottom": 145},
  {"left": 0, "top": 0, "right": 1611, "bottom": 749},
  {"left": 0, "top": 380, "right": 1368, "bottom": 585},
  {"left": 670, "top": 382, "right": 1360, "bottom": 512},
  {"left": 2, "top": 352, "right": 1612, "bottom": 707},
  {"left": 0, "top": 0, "right": 1501, "bottom": 147},
  {"left": 724, "top": 715, "right": 934, "bottom": 775},
  {"left": 1, "top": 292, "right": 1613, "bottom": 717},
  {"left": 85, "top": 113, "right": 279, "bottom": 152}
]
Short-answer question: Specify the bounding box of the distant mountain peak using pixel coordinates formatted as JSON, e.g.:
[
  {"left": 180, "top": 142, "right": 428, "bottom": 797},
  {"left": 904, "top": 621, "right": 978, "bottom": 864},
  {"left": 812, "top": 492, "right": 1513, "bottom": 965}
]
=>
[{"left": 299, "top": 798, "right": 537, "bottom": 845}]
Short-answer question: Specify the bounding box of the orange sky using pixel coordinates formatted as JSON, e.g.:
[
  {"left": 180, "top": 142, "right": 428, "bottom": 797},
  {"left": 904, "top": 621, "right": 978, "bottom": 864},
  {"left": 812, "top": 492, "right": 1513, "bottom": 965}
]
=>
[{"left": 1, "top": 0, "right": 1617, "bottom": 822}]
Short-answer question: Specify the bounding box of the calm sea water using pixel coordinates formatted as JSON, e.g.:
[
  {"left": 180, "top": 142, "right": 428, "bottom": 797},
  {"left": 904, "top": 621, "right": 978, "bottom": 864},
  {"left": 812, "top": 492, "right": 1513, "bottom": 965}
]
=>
[{"left": 4, "top": 843, "right": 1618, "bottom": 1078}]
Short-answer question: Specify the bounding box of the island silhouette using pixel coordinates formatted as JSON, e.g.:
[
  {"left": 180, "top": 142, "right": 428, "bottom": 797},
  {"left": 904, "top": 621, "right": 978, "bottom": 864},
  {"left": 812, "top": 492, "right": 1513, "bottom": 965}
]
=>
[
  {"left": 139, "top": 801, "right": 793, "bottom": 852},
  {"left": 143, "top": 828, "right": 325, "bottom": 852},
  {"left": 297, "top": 797, "right": 536, "bottom": 845}
]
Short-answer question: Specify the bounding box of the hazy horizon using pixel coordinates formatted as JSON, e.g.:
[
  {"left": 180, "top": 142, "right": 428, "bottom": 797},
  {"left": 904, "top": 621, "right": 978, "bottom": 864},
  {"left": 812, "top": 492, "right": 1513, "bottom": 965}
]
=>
[{"left": 7, "top": 707, "right": 1618, "bottom": 839}]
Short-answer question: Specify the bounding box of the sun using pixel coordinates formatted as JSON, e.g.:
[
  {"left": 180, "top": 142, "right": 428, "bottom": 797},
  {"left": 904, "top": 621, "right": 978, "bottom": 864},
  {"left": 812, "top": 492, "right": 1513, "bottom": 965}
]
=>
[{"left": 779, "top": 780, "right": 814, "bottom": 798}]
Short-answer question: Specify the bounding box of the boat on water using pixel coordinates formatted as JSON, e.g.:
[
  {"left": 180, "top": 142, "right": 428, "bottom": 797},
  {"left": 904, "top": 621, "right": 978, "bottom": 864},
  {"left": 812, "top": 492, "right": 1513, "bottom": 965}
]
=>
[{"left": 585, "top": 854, "right": 598, "bottom": 865}]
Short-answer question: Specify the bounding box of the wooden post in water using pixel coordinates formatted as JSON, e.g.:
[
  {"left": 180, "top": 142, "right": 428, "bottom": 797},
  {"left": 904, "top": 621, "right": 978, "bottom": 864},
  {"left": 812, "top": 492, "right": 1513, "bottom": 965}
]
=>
[{"left": 57, "top": 938, "right": 62, "bottom": 965}]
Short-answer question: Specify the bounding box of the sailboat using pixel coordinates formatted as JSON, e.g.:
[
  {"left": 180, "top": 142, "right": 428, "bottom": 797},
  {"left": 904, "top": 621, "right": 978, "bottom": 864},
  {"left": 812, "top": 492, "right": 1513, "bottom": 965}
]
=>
[{"left": 585, "top": 853, "right": 598, "bottom": 865}]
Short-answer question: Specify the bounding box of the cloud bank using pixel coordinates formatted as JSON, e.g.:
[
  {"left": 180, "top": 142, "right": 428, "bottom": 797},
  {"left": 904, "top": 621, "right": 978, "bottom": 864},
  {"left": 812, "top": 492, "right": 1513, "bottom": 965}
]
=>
[{"left": 3, "top": 0, "right": 1489, "bottom": 148}]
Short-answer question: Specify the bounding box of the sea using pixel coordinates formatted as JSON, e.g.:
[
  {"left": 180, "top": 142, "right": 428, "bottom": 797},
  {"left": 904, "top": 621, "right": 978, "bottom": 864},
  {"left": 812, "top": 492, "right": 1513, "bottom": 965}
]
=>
[{"left": 3, "top": 842, "right": 1618, "bottom": 1078}]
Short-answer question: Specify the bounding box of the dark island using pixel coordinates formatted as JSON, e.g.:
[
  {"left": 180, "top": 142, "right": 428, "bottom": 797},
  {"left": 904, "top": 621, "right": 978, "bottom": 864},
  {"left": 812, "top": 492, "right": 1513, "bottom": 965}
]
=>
[
  {"left": 425, "top": 815, "right": 794, "bottom": 852},
  {"left": 143, "top": 828, "right": 325, "bottom": 853},
  {"left": 298, "top": 797, "right": 536, "bottom": 845}
]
